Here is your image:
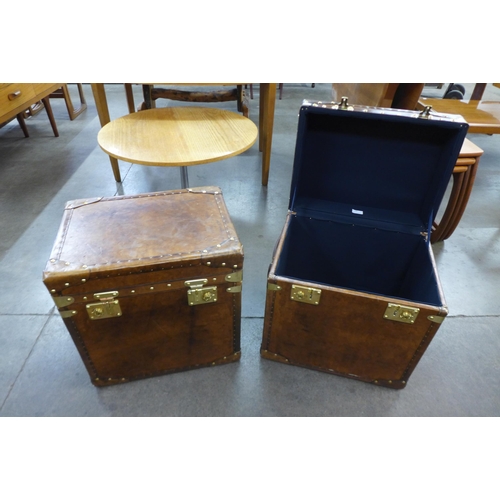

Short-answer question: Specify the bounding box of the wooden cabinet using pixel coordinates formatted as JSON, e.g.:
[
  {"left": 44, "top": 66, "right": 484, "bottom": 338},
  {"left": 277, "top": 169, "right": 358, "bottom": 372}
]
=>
[
  {"left": 0, "top": 84, "right": 37, "bottom": 117},
  {"left": 0, "top": 83, "right": 61, "bottom": 124}
]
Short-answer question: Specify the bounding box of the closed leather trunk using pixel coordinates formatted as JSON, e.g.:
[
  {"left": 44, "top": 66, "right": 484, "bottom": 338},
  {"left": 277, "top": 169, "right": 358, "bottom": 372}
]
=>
[
  {"left": 43, "top": 187, "right": 243, "bottom": 386},
  {"left": 261, "top": 100, "right": 468, "bottom": 389}
]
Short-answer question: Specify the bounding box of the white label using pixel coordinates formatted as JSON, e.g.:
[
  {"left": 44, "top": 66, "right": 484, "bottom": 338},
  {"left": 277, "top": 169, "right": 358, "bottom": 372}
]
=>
[{"left": 352, "top": 209, "right": 364, "bottom": 215}]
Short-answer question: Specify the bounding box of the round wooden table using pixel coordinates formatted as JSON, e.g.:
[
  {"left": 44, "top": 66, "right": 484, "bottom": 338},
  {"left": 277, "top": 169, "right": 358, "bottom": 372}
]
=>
[{"left": 97, "top": 106, "right": 258, "bottom": 188}]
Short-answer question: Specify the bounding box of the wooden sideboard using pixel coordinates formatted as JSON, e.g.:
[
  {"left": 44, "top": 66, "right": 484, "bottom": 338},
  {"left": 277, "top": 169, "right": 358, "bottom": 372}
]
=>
[{"left": 0, "top": 83, "right": 62, "bottom": 135}]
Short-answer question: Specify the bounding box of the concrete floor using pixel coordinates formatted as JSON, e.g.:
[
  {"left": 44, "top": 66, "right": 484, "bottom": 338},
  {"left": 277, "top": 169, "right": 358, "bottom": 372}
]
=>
[{"left": 1, "top": 83, "right": 500, "bottom": 417}]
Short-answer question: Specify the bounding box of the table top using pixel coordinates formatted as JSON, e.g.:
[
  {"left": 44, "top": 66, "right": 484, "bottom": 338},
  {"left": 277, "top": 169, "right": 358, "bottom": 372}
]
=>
[
  {"left": 459, "top": 137, "right": 483, "bottom": 158},
  {"left": 418, "top": 97, "right": 500, "bottom": 135},
  {"left": 97, "top": 106, "right": 258, "bottom": 166}
]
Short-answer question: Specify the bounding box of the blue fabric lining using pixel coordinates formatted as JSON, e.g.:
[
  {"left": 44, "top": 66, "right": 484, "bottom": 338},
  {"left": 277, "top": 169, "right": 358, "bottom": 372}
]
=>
[
  {"left": 276, "top": 215, "right": 442, "bottom": 306},
  {"left": 289, "top": 106, "right": 468, "bottom": 234}
]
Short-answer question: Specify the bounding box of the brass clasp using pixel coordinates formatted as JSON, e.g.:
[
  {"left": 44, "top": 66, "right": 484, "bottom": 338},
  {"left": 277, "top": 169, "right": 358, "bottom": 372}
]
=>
[
  {"left": 291, "top": 285, "right": 321, "bottom": 305},
  {"left": 185, "top": 279, "right": 217, "bottom": 306},
  {"left": 86, "top": 291, "right": 122, "bottom": 320},
  {"left": 384, "top": 303, "right": 419, "bottom": 324}
]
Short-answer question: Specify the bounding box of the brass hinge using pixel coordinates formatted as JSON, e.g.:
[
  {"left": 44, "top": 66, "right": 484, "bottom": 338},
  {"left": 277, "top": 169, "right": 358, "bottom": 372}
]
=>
[
  {"left": 428, "top": 314, "right": 445, "bottom": 324},
  {"left": 227, "top": 285, "right": 242, "bottom": 293},
  {"left": 225, "top": 270, "right": 243, "bottom": 282},
  {"left": 268, "top": 283, "right": 282, "bottom": 291},
  {"left": 86, "top": 291, "right": 122, "bottom": 320},
  {"left": 53, "top": 296, "right": 74, "bottom": 308},
  {"left": 60, "top": 310, "right": 77, "bottom": 318},
  {"left": 290, "top": 285, "right": 321, "bottom": 305},
  {"left": 384, "top": 303, "right": 419, "bottom": 324},
  {"left": 185, "top": 279, "right": 217, "bottom": 306},
  {"left": 52, "top": 296, "right": 77, "bottom": 318}
]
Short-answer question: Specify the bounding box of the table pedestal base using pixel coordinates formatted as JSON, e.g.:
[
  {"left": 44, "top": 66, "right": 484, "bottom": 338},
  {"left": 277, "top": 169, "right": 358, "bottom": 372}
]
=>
[{"left": 180, "top": 166, "right": 189, "bottom": 189}]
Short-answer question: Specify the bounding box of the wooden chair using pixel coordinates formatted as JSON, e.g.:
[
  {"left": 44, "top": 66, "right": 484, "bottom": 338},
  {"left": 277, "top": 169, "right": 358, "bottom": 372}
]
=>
[
  {"left": 123, "top": 84, "right": 250, "bottom": 117},
  {"left": 48, "top": 84, "right": 87, "bottom": 120}
]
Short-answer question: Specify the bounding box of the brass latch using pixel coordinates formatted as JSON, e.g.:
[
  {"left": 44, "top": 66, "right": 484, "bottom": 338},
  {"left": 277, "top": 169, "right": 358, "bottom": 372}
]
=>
[
  {"left": 333, "top": 96, "right": 354, "bottom": 111},
  {"left": 86, "top": 291, "right": 122, "bottom": 320},
  {"left": 185, "top": 279, "right": 217, "bottom": 306},
  {"left": 419, "top": 105, "right": 433, "bottom": 119},
  {"left": 384, "top": 303, "right": 419, "bottom": 324},
  {"left": 291, "top": 285, "right": 321, "bottom": 305}
]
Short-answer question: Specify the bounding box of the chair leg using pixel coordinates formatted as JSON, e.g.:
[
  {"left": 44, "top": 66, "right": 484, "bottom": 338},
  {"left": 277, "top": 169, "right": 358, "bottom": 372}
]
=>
[
  {"left": 279, "top": 83, "right": 283, "bottom": 100},
  {"left": 16, "top": 113, "right": 30, "bottom": 137},
  {"left": 124, "top": 84, "right": 136, "bottom": 113},
  {"left": 50, "top": 84, "right": 87, "bottom": 120},
  {"left": 237, "top": 85, "right": 249, "bottom": 117},
  {"left": 41, "top": 97, "right": 59, "bottom": 137}
]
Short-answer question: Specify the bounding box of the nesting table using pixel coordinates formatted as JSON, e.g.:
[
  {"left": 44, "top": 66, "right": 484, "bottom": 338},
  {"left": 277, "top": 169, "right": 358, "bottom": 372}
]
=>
[
  {"left": 431, "top": 137, "right": 483, "bottom": 243},
  {"left": 97, "top": 106, "right": 258, "bottom": 188}
]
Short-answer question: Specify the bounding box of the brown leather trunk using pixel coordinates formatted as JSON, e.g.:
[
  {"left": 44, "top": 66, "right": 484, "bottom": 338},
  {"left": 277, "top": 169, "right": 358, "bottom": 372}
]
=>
[
  {"left": 260, "top": 100, "right": 469, "bottom": 389},
  {"left": 261, "top": 214, "right": 447, "bottom": 389},
  {"left": 43, "top": 187, "right": 243, "bottom": 386}
]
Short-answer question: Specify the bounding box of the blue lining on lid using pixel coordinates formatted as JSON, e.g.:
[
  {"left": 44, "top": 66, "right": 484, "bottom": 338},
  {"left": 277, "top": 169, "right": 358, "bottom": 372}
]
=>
[{"left": 289, "top": 105, "right": 469, "bottom": 236}]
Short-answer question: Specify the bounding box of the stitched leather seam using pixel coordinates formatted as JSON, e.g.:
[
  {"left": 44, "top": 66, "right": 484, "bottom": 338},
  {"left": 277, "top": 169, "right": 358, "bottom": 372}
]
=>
[
  {"left": 264, "top": 282, "right": 277, "bottom": 350},
  {"left": 232, "top": 291, "right": 238, "bottom": 352},
  {"left": 55, "top": 208, "right": 74, "bottom": 261},
  {"left": 401, "top": 321, "right": 436, "bottom": 380},
  {"left": 67, "top": 316, "right": 99, "bottom": 379}
]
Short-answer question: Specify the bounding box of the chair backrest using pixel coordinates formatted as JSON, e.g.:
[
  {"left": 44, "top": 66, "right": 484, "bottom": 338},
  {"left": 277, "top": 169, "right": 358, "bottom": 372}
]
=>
[{"left": 332, "top": 83, "right": 424, "bottom": 110}]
